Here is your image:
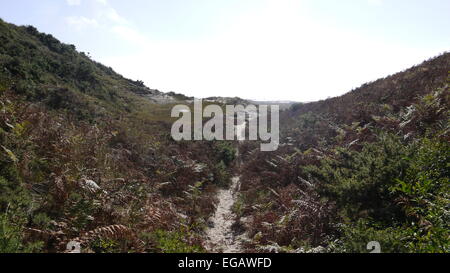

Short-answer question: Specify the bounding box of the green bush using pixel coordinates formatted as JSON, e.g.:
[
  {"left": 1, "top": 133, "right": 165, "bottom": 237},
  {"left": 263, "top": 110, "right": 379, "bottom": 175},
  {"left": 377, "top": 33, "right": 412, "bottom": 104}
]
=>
[
  {"left": 306, "top": 133, "right": 410, "bottom": 223},
  {"left": 215, "top": 142, "right": 236, "bottom": 167},
  {"left": 213, "top": 161, "right": 231, "bottom": 188},
  {"left": 149, "top": 229, "right": 204, "bottom": 253},
  {"left": 332, "top": 220, "right": 409, "bottom": 253},
  {"left": 90, "top": 238, "right": 122, "bottom": 253},
  {"left": 390, "top": 138, "right": 449, "bottom": 253},
  {"left": 0, "top": 176, "right": 43, "bottom": 253},
  {"left": 305, "top": 134, "right": 449, "bottom": 253}
]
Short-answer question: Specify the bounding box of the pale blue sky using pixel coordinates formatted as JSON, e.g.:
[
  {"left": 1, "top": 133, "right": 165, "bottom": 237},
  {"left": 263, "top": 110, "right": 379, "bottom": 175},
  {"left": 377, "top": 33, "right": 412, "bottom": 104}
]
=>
[{"left": 1, "top": 0, "right": 449, "bottom": 101}]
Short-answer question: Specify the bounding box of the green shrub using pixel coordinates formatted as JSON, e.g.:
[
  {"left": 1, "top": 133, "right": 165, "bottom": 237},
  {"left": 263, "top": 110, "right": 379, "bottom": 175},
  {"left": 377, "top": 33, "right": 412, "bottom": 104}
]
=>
[
  {"left": 390, "top": 138, "right": 449, "bottom": 253},
  {"left": 213, "top": 161, "right": 231, "bottom": 187},
  {"left": 215, "top": 142, "right": 236, "bottom": 167},
  {"left": 306, "top": 133, "right": 410, "bottom": 223},
  {"left": 0, "top": 197, "right": 43, "bottom": 253},
  {"left": 90, "top": 238, "right": 121, "bottom": 253},
  {"left": 306, "top": 134, "right": 449, "bottom": 253},
  {"left": 332, "top": 220, "right": 409, "bottom": 253},
  {"left": 149, "top": 229, "right": 204, "bottom": 253}
]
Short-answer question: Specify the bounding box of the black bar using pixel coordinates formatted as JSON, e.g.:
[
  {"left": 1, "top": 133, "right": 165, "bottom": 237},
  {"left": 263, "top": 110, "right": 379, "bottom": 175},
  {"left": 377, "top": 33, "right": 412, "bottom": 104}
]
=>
[{"left": 0, "top": 253, "right": 446, "bottom": 272}]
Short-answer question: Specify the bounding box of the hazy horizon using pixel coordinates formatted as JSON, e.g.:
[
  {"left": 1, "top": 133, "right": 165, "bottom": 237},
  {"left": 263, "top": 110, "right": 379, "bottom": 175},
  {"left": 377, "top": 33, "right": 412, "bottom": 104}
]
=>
[{"left": 1, "top": 0, "right": 449, "bottom": 102}]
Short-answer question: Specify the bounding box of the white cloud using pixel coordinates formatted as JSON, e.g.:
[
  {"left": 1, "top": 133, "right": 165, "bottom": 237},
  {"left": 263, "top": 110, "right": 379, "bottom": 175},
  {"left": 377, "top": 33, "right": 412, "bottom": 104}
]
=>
[
  {"left": 66, "top": 0, "right": 81, "bottom": 6},
  {"left": 66, "top": 16, "right": 99, "bottom": 31},
  {"left": 66, "top": 0, "right": 128, "bottom": 32}
]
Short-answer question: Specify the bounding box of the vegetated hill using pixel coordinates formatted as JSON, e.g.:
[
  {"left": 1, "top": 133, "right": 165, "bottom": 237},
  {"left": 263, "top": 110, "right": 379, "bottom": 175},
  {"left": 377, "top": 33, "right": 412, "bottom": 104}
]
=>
[
  {"left": 0, "top": 18, "right": 186, "bottom": 120},
  {"left": 237, "top": 54, "right": 449, "bottom": 253},
  {"left": 0, "top": 19, "right": 238, "bottom": 253},
  {"left": 286, "top": 52, "right": 450, "bottom": 125},
  {"left": 279, "top": 52, "right": 450, "bottom": 150}
]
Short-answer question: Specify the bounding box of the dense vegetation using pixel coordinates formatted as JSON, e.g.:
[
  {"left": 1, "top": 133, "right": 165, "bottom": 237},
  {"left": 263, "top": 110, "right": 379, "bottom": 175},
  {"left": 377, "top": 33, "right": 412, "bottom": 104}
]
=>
[
  {"left": 237, "top": 55, "right": 449, "bottom": 253},
  {"left": 0, "top": 19, "right": 236, "bottom": 253},
  {"left": 0, "top": 18, "right": 448, "bottom": 253}
]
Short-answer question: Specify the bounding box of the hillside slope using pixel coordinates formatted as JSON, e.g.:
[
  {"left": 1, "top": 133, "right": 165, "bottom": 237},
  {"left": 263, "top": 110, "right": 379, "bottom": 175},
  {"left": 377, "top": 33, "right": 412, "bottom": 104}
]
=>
[
  {"left": 0, "top": 19, "right": 238, "bottom": 253},
  {"left": 278, "top": 53, "right": 450, "bottom": 150},
  {"left": 0, "top": 18, "right": 187, "bottom": 119},
  {"left": 286, "top": 53, "right": 449, "bottom": 124},
  {"left": 237, "top": 53, "right": 449, "bottom": 253}
]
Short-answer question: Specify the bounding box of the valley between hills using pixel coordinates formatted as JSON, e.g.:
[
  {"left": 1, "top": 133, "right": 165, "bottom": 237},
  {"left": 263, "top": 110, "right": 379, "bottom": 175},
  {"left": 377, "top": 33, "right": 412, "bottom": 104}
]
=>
[{"left": 0, "top": 18, "right": 448, "bottom": 253}]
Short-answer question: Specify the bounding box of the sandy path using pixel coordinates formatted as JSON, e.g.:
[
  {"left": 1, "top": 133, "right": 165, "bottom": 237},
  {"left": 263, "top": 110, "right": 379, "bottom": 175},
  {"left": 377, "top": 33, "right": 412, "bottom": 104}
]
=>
[
  {"left": 205, "top": 176, "right": 242, "bottom": 253},
  {"left": 205, "top": 117, "right": 250, "bottom": 253}
]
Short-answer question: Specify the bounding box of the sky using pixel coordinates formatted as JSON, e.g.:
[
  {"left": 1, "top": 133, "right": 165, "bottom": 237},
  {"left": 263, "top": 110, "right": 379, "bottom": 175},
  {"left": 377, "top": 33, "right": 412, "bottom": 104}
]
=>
[{"left": 0, "top": 0, "right": 449, "bottom": 102}]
